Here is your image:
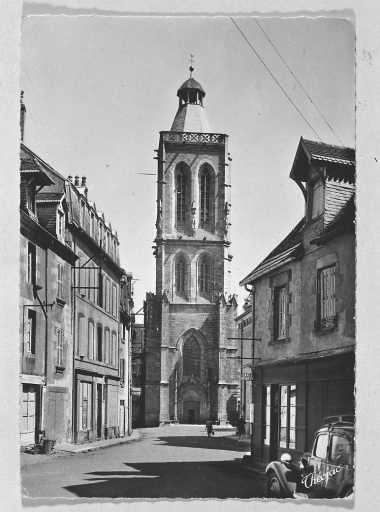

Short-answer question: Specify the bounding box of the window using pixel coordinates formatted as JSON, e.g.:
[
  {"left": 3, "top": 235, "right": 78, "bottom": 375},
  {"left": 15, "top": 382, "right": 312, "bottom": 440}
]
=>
[
  {"left": 273, "top": 286, "right": 287, "bottom": 339},
  {"left": 183, "top": 337, "right": 201, "bottom": 376},
  {"left": 113, "top": 240, "right": 117, "bottom": 260},
  {"left": 27, "top": 309, "right": 36, "bottom": 354},
  {"left": 263, "top": 386, "right": 271, "bottom": 446},
  {"left": 27, "top": 243, "right": 36, "bottom": 284},
  {"left": 99, "top": 222, "right": 103, "bottom": 248},
  {"left": 199, "top": 257, "right": 210, "bottom": 293},
  {"left": 88, "top": 321, "right": 94, "bottom": 359},
  {"left": 57, "top": 210, "right": 65, "bottom": 239},
  {"left": 311, "top": 179, "right": 324, "bottom": 219},
  {"left": 77, "top": 315, "right": 86, "bottom": 356},
  {"left": 97, "top": 326, "right": 103, "bottom": 362},
  {"left": 330, "top": 434, "right": 353, "bottom": 466},
  {"left": 175, "top": 257, "right": 186, "bottom": 294},
  {"left": 81, "top": 200, "right": 85, "bottom": 227},
  {"left": 79, "top": 381, "right": 92, "bottom": 431},
  {"left": 57, "top": 328, "right": 64, "bottom": 367},
  {"left": 105, "top": 330, "right": 110, "bottom": 364},
  {"left": 105, "top": 279, "right": 110, "bottom": 312},
  {"left": 90, "top": 212, "right": 95, "bottom": 238},
  {"left": 314, "top": 433, "right": 329, "bottom": 459},
  {"left": 112, "top": 284, "right": 117, "bottom": 317},
  {"left": 57, "top": 262, "right": 64, "bottom": 299},
  {"left": 97, "top": 273, "right": 103, "bottom": 307},
  {"left": 176, "top": 169, "right": 187, "bottom": 224},
  {"left": 279, "top": 384, "right": 296, "bottom": 449},
  {"left": 27, "top": 184, "right": 36, "bottom": 213},
  {"left": 112, "top": 332, "right": 117, "bottom": 365},
  {"left": 200, "top": 168, "right": 210, "bottom": 224},
  {"left": 107, "top": 232, "right": 110, "bottom": 254},
  {"left": 316, "top": 266, "right": 336, "bottom": 330}
]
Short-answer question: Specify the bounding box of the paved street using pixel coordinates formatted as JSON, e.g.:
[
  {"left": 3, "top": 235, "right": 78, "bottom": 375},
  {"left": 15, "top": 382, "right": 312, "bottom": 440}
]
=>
[{"left": 21, "top": 425, "right": 267, "bottom": 499}]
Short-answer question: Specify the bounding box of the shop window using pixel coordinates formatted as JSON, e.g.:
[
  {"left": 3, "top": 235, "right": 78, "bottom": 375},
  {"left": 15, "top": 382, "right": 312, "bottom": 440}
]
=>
[
  {"left": 315, "top": 265, "right": 336, "bottom": 331},
  {"left": 27, "top": 309, "right": 36, "bottom": 354},
  {"left": 279, "top": 384, "right": 296, "bottom": 449},
  {"left": 27, "top": 243, "right": 36, "bottom": 285},
  {"left": 263, "top": 386, "right": 271, "bottom": 446},
  {"left": 79, "top": 381, "right": 92, "bottom": 431}
]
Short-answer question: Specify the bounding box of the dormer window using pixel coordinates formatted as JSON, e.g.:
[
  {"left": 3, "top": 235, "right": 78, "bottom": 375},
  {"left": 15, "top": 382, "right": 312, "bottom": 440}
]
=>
[
  {"left": 80, "top": 200, "right": 85, "bottom": 227},
  {"left": 57, "top": 209, "right": 65, "bottom": 240},
  {"left": 311, "top": 179, "right": 324, "bottom": 219},
  {"left": 90, "top": 212, "right": 95, "bottom": 238},
  {"left": 26, "top": 183, "right": 36, "bottom": 214}
]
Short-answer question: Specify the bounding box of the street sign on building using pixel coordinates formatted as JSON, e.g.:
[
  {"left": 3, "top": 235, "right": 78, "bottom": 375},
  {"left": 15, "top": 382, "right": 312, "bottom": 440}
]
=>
[
  {"left": 131, "top": 387, "right": 142, "bottom": 396},
  {"left": 242, "top": 373, "right": 254, "bottom": 381}
]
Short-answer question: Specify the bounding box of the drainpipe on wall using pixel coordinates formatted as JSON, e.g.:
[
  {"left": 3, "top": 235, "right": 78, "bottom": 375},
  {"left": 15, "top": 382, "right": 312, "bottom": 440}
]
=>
[
  {"left": 71, "top": 233, "right": 77, "bottom": 444},
  {"left": 244, "top": 283, "right": 255, "bottom": 457}
]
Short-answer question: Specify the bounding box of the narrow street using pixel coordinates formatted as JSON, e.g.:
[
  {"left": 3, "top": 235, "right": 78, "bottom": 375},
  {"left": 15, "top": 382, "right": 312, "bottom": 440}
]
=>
[{"left": 21, "top": 425, "right": 267, "bottom": 499}]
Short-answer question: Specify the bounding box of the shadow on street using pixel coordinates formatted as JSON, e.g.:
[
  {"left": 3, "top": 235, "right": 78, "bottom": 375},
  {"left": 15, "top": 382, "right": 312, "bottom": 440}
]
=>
[
  {"left": 151, "top": 435, "right": 250, "bottom": 452},
  {"left": 63, "top": 459, "right": 266, "bottom": 499}
]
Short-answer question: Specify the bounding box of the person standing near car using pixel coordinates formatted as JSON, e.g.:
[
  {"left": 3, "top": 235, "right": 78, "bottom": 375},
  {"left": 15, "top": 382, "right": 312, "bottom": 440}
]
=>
[
  {"left": 205, "top": 419, "right": 213, "bottom": 437},
  {"left": 237, "top": 416, "right": 246, "bottom": 440}
]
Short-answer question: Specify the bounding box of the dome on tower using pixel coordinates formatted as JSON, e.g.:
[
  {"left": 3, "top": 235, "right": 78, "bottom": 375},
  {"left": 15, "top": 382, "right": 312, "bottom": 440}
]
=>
[
  {"left": 177, "top": 77, "right": 205, "bottom": 96},
  {"left": 171, "top": 73, "right": 211, "bottom": 133}
]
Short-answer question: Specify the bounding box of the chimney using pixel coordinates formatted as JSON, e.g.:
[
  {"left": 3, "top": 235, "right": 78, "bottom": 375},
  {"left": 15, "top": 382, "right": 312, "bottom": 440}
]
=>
[
  {"left": 20, "top": 91, "right": 26, "bottom": 142},
  {"left": 68, "top": 175, "right": 73, "bottom": 183},
  {"left": 81, "top": 176, "right": 87, "bottom": 187},
  {"left": 74, "top": 175, "right": 80, "bottom": 187}
]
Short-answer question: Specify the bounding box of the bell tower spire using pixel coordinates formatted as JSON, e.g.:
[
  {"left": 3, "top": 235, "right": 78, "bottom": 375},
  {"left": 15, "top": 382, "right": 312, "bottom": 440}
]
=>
[{"left": 144, "top": 70, "right": 238, "bottom": 427}]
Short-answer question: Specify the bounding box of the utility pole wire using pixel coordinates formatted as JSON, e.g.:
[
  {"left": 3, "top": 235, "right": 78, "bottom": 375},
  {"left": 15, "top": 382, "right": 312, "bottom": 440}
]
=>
[
  {"left": 230, "top": 17, "right": 323, "bottom": 143},
  {"left": 254, "top": 18, "right": 345, "bottom": 147}
]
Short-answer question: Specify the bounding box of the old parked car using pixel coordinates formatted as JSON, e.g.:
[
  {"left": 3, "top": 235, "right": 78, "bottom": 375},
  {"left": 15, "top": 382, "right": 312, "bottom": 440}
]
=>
[{"left": 266, "top": 416, "right": 354, "bottom": 499}]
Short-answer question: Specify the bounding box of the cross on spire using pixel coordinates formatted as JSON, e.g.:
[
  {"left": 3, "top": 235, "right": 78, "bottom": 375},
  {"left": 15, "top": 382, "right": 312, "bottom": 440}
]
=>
[{"left": 189, "top": 54, "right": 195, "bottom": 77}]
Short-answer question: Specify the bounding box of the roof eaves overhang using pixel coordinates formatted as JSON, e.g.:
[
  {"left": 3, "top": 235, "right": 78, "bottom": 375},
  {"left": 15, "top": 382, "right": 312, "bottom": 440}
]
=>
[{"left": 239, "top": 243, "right": 302, "bottom": 287}]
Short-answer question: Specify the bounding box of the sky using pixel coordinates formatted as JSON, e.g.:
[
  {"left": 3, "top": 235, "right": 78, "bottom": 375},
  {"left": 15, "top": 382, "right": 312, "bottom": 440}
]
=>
[{"left": 20, "top": 14, "right": 355, "bottom": 312}]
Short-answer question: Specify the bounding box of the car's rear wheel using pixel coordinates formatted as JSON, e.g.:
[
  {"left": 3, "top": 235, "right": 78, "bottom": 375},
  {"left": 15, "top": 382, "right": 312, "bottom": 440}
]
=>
[{"left": 267, "top": 470, "right": 284, "bottom": 498}]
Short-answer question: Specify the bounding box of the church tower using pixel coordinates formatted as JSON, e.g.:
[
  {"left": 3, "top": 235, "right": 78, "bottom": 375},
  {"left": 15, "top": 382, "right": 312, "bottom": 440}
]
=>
[{"left": 144, "top": 66, "right": 238, "bottom": 426}]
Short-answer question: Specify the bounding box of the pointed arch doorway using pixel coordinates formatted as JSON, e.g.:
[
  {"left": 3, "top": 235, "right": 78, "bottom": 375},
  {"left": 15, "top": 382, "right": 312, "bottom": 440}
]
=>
[{"left": 183, "top": 400, "right": 200, "bottom": 424}]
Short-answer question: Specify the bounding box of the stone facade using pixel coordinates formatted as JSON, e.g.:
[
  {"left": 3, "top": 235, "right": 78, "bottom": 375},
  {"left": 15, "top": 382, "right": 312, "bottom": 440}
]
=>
[{"left": 144, "top": 74, "right": 239, "bottom": 426}]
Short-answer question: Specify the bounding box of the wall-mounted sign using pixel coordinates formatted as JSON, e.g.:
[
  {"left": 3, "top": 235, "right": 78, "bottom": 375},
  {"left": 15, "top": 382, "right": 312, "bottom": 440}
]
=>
[
  {"left": 242, "top": 373, "right": 254, "bottom": 381},
  {"left": 131, "top": 387, "right": 141, "bottom": 396}
]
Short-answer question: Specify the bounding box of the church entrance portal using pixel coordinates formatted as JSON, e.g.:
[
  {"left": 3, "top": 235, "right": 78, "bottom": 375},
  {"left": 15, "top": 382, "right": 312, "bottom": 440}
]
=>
[{"left": 183, "top": 401, "right": 200, "bottom": 424}]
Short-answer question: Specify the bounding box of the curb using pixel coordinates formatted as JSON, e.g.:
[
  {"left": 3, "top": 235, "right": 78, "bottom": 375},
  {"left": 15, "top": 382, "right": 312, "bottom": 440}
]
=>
[{"left": 55, "top": 431, "right": 140, "bottom": 454}]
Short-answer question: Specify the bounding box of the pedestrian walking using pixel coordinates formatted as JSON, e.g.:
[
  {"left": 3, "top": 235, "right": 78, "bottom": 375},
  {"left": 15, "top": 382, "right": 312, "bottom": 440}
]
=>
[
  {"left": 205, "top": 419, "right": 214, "bottom": 437},
  {"left": 237, "top": 416, "right": 246, "bottom": 440}
]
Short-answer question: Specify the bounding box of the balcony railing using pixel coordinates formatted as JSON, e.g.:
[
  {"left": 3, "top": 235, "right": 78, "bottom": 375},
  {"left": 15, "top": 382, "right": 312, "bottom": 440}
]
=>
[{"left": 162, "top": 131, "right": 226, "bottom": 145}]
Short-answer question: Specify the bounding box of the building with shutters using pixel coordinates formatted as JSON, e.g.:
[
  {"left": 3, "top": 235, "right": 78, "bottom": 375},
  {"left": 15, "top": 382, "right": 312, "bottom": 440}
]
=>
[
  {"left": 20, "top": 146, "right": 78, "bottom": 446},
  {"left": 240, "top": 138, "right": 355, "bottom": 469},
  {"left": 19, "top": 94, "right": 133, "bottom": 445},
  {"left": 144, "top": 69, "right": 239, "bottom": 426}
]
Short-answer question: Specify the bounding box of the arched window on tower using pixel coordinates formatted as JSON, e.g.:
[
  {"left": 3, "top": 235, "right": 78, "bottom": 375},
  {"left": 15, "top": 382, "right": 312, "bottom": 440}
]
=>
[
  {"left": 200, "top": 168, "right": 210, "bottom": 225},
  {"left": 199, "top": 259, "right": 210, "bottom": 293},
  {"left": 198, "top": 254, "right": 213, "bottom": 298},
  {"left": 183, "top": 337, "right": 201, "bottom": 377},
  {"left": 176, "top": 169, "right": 187, "bottom": 225},
  {"left": 175, "top": 257, "right": 186, "bottom": 295}
]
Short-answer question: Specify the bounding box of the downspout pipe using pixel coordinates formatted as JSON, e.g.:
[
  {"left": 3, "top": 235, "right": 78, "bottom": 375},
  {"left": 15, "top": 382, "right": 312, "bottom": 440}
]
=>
[{"left": 244, "top": 283, "right": 255, "bottom": 457}]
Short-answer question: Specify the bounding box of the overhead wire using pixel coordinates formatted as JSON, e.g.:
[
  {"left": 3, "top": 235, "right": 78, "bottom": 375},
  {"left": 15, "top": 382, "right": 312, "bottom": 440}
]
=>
[
  {"left": 230, "top": 17, "right": 323, "bottom": 142},
  {"left": 253, "top": 18, "right": 345, "bottom": 147}
]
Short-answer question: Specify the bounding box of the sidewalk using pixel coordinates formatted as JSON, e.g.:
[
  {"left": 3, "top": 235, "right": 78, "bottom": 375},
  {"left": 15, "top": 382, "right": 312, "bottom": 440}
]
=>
[{"left": 54, "top": 429, "right": 140, "bottom": 454}]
